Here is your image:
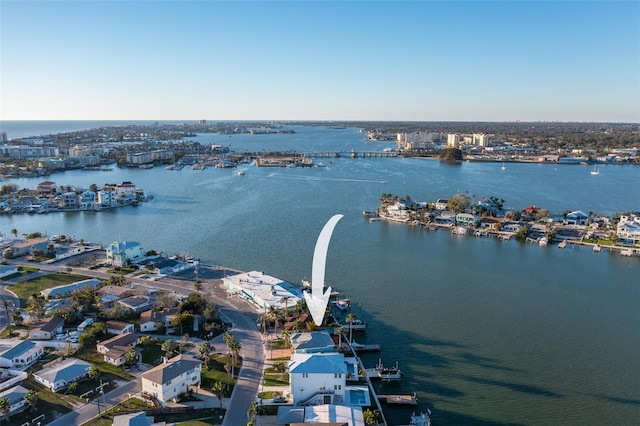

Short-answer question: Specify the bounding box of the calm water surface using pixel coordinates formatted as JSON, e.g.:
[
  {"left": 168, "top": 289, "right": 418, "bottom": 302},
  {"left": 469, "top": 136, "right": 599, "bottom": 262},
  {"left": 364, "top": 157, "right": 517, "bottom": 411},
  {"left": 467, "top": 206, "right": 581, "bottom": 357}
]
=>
[{"left": 1, "top": 125, "right": 639, "bottom": 425}]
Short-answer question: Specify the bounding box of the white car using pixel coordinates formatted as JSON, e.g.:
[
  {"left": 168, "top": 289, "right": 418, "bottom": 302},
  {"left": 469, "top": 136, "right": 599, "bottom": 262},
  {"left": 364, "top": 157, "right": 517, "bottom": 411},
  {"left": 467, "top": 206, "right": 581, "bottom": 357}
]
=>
[{"left": 56, "top": 334, "right": 65, "bottom": 340}]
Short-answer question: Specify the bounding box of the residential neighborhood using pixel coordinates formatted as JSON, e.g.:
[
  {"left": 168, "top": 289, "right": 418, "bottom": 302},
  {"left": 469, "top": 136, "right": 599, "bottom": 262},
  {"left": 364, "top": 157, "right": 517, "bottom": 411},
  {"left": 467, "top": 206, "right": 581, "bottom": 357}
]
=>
[{"left": 0, "top": 233, "right": 388, "bottom": 426}]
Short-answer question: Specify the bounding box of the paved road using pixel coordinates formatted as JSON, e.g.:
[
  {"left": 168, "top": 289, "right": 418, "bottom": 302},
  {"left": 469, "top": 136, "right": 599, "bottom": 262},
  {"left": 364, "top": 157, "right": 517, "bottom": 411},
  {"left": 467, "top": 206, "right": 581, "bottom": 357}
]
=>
[
  {"left": 47, "top": 379, "right": 141, "bottom": 426},
  {"left": 218, "top": 306, "right": 264, "bottom": 426}
]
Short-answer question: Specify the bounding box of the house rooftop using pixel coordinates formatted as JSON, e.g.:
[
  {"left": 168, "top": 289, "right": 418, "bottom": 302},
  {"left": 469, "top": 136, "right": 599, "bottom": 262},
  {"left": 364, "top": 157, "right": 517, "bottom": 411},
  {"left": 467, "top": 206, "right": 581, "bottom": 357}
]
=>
[
  {"left": 289, "top": 353, "right": 347, "bottom": 375},
  {"left": 0, "top": 340, "right": 36, "bottom": 360},
  {"left": 32, "top": 316, "right": 65, "bottom": 333},
  {"left": 35, "top": 357, "right": 91, "bottom": 384},
  {"left": 140, "top": 354, "right": 201, "bottom": 385}
]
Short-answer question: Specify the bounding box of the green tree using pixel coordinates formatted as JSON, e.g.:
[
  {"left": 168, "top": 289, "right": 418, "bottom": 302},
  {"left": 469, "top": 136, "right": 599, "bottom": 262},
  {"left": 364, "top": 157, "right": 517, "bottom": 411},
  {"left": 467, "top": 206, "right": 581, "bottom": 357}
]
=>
[
  {"left": 246, "top": 401, "right": 258, "bottom": 426},
  {"left": 24, "top": 389, "right": 38, "bottom": 413},
  {"left": 161, "top": 339, "right": 178, "bottom": 359},
  {"left": 10, "top": 229, "right": 18, "bottom": 238},
  {"left": 68, "top": 382, "right": 79, "bottom": 394},
  {"left": 346, "top": 313, "right": 357, "bottom": 343},
  {"left": 89, "top": 366, "right": 101, "bottom": 380},
  {"left": 211, "top": 381, "right": 225, "bottom": 408},
  {"left": 199, "top": 340, "right": 215, "bottom": 368},
  {"left": 0, "top": 397, "right": 10, "bottom": 423},
  {"left": 363, "top": 408, "right": 381, "bottom": 425},
  {"left": 12, "top": 310, "right": 23, "bottom": 327},
  {"left": 26, "top": 293, "right": 46, "bottom": 322},
  {"left": 124, "top": 348, "right": 139, "bottom": 365},
  {"left": 447, "top": 194, "right": 469, "bottom": 214}
]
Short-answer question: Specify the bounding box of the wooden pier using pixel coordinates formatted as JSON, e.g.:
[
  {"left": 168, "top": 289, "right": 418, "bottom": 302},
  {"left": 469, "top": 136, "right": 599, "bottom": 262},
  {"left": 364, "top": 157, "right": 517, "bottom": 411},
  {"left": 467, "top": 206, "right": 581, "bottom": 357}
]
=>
[{"left": 378, "top": 394, "right": 418, "bottom": 405}]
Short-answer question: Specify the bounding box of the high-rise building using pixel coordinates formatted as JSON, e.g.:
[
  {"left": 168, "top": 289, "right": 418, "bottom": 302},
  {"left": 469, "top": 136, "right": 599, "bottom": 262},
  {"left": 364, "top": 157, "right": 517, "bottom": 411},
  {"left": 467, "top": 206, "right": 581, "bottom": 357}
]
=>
[
  {"left": 473, "top": 133, "right": 489, "bottom": 147},
  {"left": 447, "top": 134, "right": 460, "bottom": 148},
  {"left": 0, "top": 131, "right": 7, "bottom": 143}
]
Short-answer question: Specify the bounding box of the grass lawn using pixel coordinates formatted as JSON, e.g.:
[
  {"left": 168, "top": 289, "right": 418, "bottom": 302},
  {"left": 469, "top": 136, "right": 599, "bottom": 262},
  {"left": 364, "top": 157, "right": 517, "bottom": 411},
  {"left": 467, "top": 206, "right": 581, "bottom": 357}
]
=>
[
  {"left": 200, "top": 355, "right": 238, "bottom": 396},
  {"left": 6, "top": 379, "right": 76, "bottom": 426},
  {"left": 263, "top": 373, "right": 289, "bottom": 386},
  {"left": 8, "top": 272, "right": 93, "bottom": 306},
  {"left": 76, "top": 345, "right": 135, "bottom": 380},
  {"left": 141, "top": 343, "right": 164, "bottom": 365}
]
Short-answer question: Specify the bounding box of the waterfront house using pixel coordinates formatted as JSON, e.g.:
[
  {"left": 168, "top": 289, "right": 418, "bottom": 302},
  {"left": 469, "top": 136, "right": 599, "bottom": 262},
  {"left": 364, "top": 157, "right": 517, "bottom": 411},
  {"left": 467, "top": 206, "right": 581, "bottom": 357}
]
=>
[
  {"left": 502, "top": 221, "right": 524, "bottom": 233},
  {"left": 106, "top": 320, "right": 135, "bottom": 335},
  {"left": 29, "top": 316, "right": 64, "bottom": 340},
  {"left": 115, "top": 181, "right": 137, "bottom": 197},
  {"left": 33, "top": 357, "right": 92, "bottom": 392},
  {"left": 564, "top": 210, "right": 589, "bottom": 226},
  {"left": 382, "top": 202, "right": 411, "bottom": 222},
  {"left": 0, "top": 264, "right": 19, "bottom": 279},
  {"left": 0, "top": 385, "right": 29, "bottom": 417},
  {"left": 41, "top": 278, "right": 102, "bottom": 299},
  {"left": 0, "top": 340, "right": 43, "bottom": 370},
  {"left": 520, "top": 205, "right": 540, "bottom": 221},
  {"left": 291, "top": 330, "right": 336, "bottom": 354},
  {"left": 223, "top": 271, "right": 303, "bottom": 311},
  {"left": 140, "top": 354, "right": 202, "bottom": 404},
  {"left": 106, "top": 241, "right": 144, "bottom": 266},
  {"left": 98, "top": 187, "right": 117, "bottom": 207},
  {"left": 435, "top": 198, "right": 449, "bottom": 210},
  {"left": 4, "top": 238, "right": 49, "bottom": 258},
  {"left": 97, "top": 332, "right": 139, "bottom": 366},
  {"left": 53, "top": 243, "right": 87, "bottom": 261},
  {"left": 617, "top": 221, "right": 640, "bottom": 244},
  {"left": 36, "top": 181, "right": 57, "bottom": 194},
  {"left": 289, "top": 352, "right": 348, "bottom": 406},
  {"left": 59, "top": 191, "right": 79, "bottom": 209},
  {"left": 117, "top": 296, "right": 152, "bottom": 313},
  {"left": 80, "top": 190, "right": 97, "bottom": 209},
  {"left": 479, "top": 217, "right": 502, "bottom": 230},
  {"left": 455, "top": 213, "right": 479, "bottom": 227}
]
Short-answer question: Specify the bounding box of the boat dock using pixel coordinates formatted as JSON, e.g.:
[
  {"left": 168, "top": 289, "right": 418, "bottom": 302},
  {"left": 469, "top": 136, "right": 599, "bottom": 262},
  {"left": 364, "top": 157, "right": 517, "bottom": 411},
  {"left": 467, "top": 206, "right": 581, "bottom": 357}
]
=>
[
  {"left": 350, "top": 342, "right": 381, "bottom": 352},
  {"left": 378, "top": 394, "right": 418, "bottom": 405}
]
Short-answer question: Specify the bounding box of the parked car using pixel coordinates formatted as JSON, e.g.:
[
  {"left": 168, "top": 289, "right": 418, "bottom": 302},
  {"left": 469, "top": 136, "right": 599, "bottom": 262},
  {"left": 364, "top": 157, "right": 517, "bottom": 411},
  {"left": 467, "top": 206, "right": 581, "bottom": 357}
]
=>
[{"left": 272, "top": 395, "right": 287, "bottom": 403}]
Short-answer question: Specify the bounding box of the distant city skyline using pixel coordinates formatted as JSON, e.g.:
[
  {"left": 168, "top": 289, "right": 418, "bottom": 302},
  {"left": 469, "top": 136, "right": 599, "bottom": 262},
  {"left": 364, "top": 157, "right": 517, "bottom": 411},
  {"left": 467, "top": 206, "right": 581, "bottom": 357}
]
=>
[{"left": 1, "top": 1, "right": 638, "bottom": 123}]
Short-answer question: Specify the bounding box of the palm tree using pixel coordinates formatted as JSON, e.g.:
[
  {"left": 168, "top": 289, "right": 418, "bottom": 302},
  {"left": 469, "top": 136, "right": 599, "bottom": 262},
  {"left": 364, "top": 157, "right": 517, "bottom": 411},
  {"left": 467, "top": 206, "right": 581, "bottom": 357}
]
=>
[
  {"left": 2, "top": 298, "right": 13, "bottom": 335},
  {"left": 211, "top": 381, "right": 225, "bottom": 408},
  {"left": 88, "top": 365, "right": 101, "bottom": 381},
  {"left": 161, "top": 339, "right": 178, "bottom": 359},
  {"left": 0, "top": 397, "right": 10, "bottom": 423},
  {"left": 24, "top": 389, "right": 38, "bottom": 413},
  {"left": 328, "top": 323, "right": 345, "bottom": 349},
  {"left": 268, "top": 306, "right": 280, "bottom": 336},
  {"left": 280, "top": 296, "right": 290, "bottom": 318},
  {"left": 10, "top": 229, "right": 18, "bottom": 238},
  {"left": 246, "top": 401, "right": 258, "bottom": 425},
  {"left": 346, "top": 313, "right": 357, "bottom": 343},
  {"left": 199, "top": 340, "right": 215, "bottom": 368},
  {"left": 11, "top": 311, "right": 23, "bottom": 327},
  {"left": 281, "top": 329, "right": 291, "bottom": 349}
]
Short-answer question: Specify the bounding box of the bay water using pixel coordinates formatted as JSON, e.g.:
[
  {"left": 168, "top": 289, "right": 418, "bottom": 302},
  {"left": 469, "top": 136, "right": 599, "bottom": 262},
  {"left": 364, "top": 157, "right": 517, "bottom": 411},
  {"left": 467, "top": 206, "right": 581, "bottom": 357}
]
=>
[{"left": 1, "top": 124, "right": 639, "bottom": 425}]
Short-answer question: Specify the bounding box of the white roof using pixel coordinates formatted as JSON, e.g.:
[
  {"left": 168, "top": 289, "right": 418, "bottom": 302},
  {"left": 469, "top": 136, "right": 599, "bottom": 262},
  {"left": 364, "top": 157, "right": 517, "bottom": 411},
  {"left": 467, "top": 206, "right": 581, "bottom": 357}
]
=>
[
  {"left": 224, "top": 271, "right": 302, "bottom": 309},
  {"left": 305, "top": 404, "right": 365, "bottom": 426}
]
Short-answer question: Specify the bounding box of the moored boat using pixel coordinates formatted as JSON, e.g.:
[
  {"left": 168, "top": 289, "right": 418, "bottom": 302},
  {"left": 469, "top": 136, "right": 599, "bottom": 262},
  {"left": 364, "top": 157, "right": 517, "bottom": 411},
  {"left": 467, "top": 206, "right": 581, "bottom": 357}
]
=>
[{"left": 366, "top": 359, "right": 402, "bottom": 381}]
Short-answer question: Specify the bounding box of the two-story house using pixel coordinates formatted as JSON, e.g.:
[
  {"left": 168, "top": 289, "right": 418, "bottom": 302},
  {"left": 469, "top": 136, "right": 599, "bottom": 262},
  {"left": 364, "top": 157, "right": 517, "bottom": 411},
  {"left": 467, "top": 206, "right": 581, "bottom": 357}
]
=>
[
  {"left": 141, "top": 354, "right": 202, "bottom": 404},
  {"left": 106, "top": 241, "right": 144, "bottom": 267},
  {"left": 288, "top": 352, "right": 348, "bottom": 406}
]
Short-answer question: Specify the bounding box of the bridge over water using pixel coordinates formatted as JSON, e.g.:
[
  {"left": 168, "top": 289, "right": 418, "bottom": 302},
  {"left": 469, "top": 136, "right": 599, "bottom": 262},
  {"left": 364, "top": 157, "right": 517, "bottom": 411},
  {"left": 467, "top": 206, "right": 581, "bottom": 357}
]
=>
[{"left": 302, "top": 150, "right": 398, "bottom": 158}]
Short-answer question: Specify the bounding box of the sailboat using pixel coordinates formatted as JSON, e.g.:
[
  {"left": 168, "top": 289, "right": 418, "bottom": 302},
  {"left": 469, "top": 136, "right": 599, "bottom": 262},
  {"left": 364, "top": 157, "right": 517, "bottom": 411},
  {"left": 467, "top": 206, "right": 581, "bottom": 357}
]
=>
[
  {"left": 590, "top": 164, "right": 599, "bottom": 175},
  {"left": 501, "top": 162, "right": 506, "bottom": 170}
]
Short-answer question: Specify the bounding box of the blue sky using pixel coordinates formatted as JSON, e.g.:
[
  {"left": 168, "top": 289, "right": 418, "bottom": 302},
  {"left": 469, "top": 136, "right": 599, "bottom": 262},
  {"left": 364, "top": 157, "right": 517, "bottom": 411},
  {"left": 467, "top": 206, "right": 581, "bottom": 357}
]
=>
[{"left": 1, "top": 1, "right": 638, "bottom": 122}]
